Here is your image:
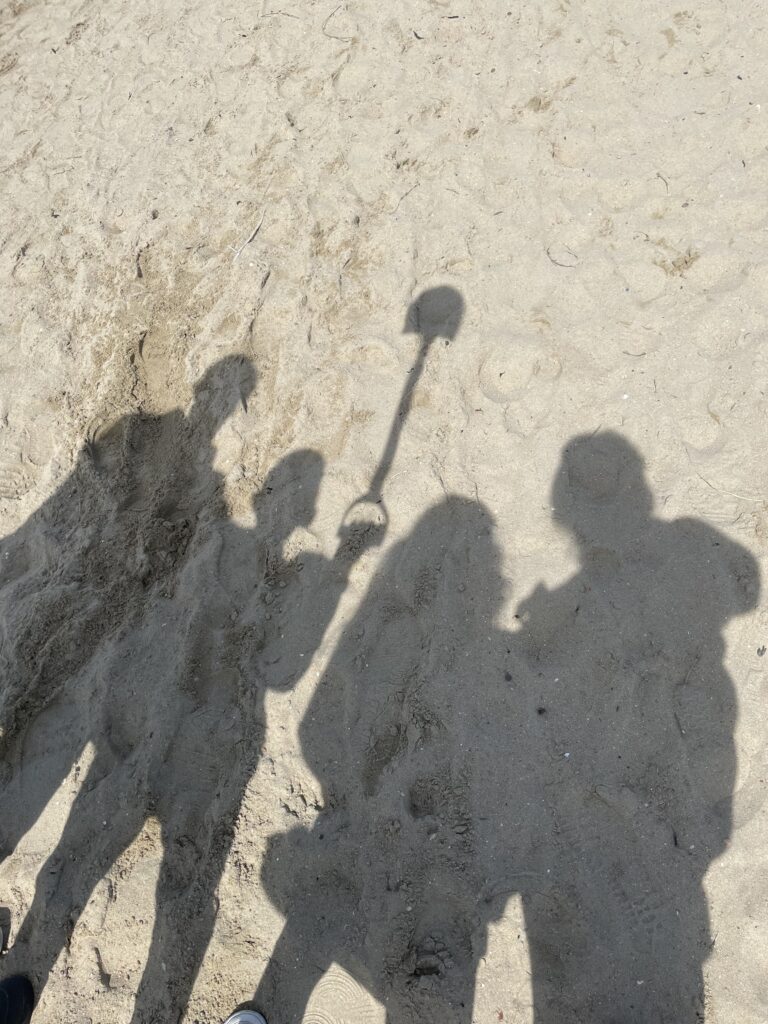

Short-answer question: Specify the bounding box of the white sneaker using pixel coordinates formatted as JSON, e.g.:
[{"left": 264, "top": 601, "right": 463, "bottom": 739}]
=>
[{"left": 223, "top": 1013, "right": 268, "bottom": 1024}]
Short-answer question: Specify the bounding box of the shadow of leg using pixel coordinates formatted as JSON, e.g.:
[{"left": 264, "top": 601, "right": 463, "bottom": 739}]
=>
[
  {"left": 130, "top": 817, "right": 236, "bottom": 1024},
  {"left": 4, "top": 754, "right": 141, "bottom": 997},
  {"left": 0, "top": 701, "right": 83, "bottom": 867}
]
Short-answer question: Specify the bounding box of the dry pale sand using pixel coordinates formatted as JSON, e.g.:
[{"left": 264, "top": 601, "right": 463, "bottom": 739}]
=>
[{"left": 1, "top": 1, "right": 768, "bottom": 1022}]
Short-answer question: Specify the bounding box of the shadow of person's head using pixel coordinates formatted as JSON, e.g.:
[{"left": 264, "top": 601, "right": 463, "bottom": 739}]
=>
[
  {"left": 187, "top": 355, "right": 257, "bottom": 442},
  {"left": 552, "top": 432, "right": 653, "bottom": 550},
  {"left": 398, "top": 496, "right": 505, "bottom": 625},
  {"left": 403, "top": 286, "right": 464, "bottom": 345},
  {"left": 254, "top": 450, "right": 325, "bottom": 545}
]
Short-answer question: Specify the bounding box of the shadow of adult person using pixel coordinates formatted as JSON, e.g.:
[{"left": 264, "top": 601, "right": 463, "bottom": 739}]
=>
[
  {"left": 254, "top": 431, "right": 758, "bottom": 1024},
  {"left": 0, "top": 356, "right": 257, "bottom": 1011},
  {"left": 254, "top": 495, "right": 503, "bottom": 1024},
  {"left": 482, "top": 431, "right": 758, "bottom": 1023}
]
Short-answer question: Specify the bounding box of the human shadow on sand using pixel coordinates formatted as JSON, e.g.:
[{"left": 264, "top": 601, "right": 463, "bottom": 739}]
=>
[
  {"left": 255, "top": 431, "right": 758, "bottom": 1024},
  {"left": 0, "top": 354, "right": 380, "bottom": 1022},
  {"left": 0, "top": 285, "right": 465, "bottom": 1023}
]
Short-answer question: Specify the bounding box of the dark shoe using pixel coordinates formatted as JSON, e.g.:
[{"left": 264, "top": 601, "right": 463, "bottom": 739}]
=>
[{"left": 0, "top": 976, "right": 34, "bottom": 1024}]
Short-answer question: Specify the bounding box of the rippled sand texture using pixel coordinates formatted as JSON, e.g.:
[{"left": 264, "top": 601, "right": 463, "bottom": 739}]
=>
[{"left": 1, "top": 1, "right": 768, "bottom": 1022}]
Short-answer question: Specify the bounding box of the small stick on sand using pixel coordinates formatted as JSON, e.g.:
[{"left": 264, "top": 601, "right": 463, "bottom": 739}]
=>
[
  {"left": 322, "top": 4, "right": 353, "bottom": 41},
  {"left": 232, "top": 207, "right": 268, "bottom": 261}
]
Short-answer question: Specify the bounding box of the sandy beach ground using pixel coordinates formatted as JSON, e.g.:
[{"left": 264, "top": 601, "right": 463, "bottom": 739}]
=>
[{"left": 1, "top": 1, "right": 767, "bottom": 1022}]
